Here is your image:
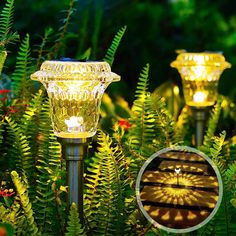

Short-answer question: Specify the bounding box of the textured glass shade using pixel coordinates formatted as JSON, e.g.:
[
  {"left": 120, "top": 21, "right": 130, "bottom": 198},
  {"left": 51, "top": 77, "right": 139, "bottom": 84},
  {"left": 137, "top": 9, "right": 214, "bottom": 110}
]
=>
[
  {"left": 171, "top": 52, "right": 231, "bottom": 107},
  {"left": 31, "top": 60, "right": 120, "bottom": 138}
]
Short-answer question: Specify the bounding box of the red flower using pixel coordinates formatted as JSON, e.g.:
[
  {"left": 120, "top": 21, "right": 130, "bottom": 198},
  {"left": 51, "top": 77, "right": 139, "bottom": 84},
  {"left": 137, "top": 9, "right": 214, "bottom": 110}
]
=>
[
  {"left": 118, "top": 119, "right": 132, "bottom": 131},
  {"left": 0, "top": 89, "right": 11, "bottom": 94},
  {"left": 0, "top": 189, "right": 15, "bottom": 197},
  {"left": 0, "top": 227, "right": 7, "bottom": 236}
]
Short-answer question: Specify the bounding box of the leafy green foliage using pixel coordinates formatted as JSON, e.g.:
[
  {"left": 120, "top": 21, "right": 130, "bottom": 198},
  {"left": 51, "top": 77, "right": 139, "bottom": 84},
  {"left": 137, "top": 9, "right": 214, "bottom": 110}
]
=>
[
  {"left": 35, "top": 27, "right": 53, "bottom": 68},
  {"left": 66, "top": 203, "right": 85, "bottom": 236},
  {"left": 48, "top": 0, "right": 77, "bottom": 59},
  {"left": 11, "top": 171, "right": 39, "bottom": 235},
  {"left": 104, "top": 26, "right": 127, "bottom": 66},
  {"left": 128, "top": 64, "right": 155, "bottom": 155},
  {"left": 12, "top": 34, "right": 33, "bottom": 100},
  {"left": 0, "top": 0, "right": 14, "bottom": 37},
  {"left": 0, "top": 0, "right": 18, "bottom": 50},
  {"left": 5, "top": 116, "right": 33, "bottom": 179},
  {"left": 210, "top": 131, "right": 227, "bottom": 172},
  {"left": 85, "top": 131, "right": 133, "bottom": 235},
  {"left": 1, "top": 1, "right": 236, "bottom": 235},
  {"left": 204, "top": 98, "right": 223, "bottom": 148},
  {"left": 174, "top": 105, "right": 192, "bottom": 145}
]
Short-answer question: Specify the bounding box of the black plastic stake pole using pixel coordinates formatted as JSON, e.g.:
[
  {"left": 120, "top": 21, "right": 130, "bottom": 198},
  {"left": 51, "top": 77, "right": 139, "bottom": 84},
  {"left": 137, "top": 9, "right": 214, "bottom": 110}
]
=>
[
  {"left": 58, "top": 138, "right": 89, "bottom": 224},
  {"left": 192, "top": 108, "right": 208, "bottom": 147}
]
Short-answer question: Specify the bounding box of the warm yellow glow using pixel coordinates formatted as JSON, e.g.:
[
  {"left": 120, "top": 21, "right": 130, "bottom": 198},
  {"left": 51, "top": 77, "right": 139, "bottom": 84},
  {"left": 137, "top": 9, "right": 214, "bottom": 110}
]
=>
[
  {"left": 173, "top": 85, "right": 179, "bottom": 95},
  {"left": 175, "top": 167, "right": 181, "bottom": 174},
  {"left": 194, "top": 55, "right": 205, "bottom": 64},
  {"left": 31, "top": 61, "right": 120, "bottom": 138},
  {"left": 161, "top": 211, "right": 170, "bottom": 221},
  {"left": 187, "top": 211, "right": 197, "bottom": 220},
  {"left": 174, "top": 211, "right": 183, "bottom": 221},
  {"left": 170, "top": 52, "right": 231, "bottom": 107},
  {"left": 65, "top": 116, "right": 84, "bottom": 132},
  {"left": 193, "top": 91, "right": 207, "bottom": 103}
]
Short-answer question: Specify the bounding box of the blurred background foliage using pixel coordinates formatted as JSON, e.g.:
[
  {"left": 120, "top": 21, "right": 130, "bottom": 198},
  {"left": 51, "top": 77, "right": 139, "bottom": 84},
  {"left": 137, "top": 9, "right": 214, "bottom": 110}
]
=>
[{"left": 1, "top": 0, "right": 236, "bottom": 103}]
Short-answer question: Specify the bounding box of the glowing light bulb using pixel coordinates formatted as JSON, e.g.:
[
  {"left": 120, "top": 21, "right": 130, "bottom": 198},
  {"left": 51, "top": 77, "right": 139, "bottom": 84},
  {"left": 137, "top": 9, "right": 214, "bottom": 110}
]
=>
[
  {"left": 173, "top": 85, "right": 179, "bottom": 95},
  {"left": 175, "top": 167, "right": 181, "bottom": 174},
  {"left": 193, "top": 91, "right": 207, "bottom": 103},
  {"left": 65, "top": 116, "right": 85, "bottom": 132}
]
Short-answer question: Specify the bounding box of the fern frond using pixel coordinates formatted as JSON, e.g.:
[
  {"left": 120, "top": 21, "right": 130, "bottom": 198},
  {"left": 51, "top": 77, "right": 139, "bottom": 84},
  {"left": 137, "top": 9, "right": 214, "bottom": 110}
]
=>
[
  {"left": 128, "top": 64, "right": 156, "bottom": 156},
  {"left": 65, "top": 203, "right": 85, "bottom": 236},
  {"left": 203, "top": 98, "right": 222, "bottom": 147},
  {"left": 213, "top": 194, "right": 236, "bottom": 236},
  {"left": 0, "top": 203, "right": 18, "bottom": 226},
  {"left": 11, "top": 171, "right": 40, "bottom": 235},
  {"left": 210, "top": 131, "right": 226, "bottom": 172},
  {"left": 151, "top": 94, "right": 175, "bottom": 148},
  {"left": 21, "top": 89, "right": 44, "bottom": 130},
  {"left": 12, "top": 34, "right": 33, "bottom": 100},
  {"left": 0, "top": 0, "right": 14, "bottom": 38},
  {"left": 35, "top": 27, "right": 53, "bottom": 68},
  {"left": 5, "top": 116, "right": 33, "bottom": 179},
  {"left": 174, "top": 105, "right": 192, "bottom": 145},
  {"left": 34, "top": 99, "right": 64, "bottom": 234},
  {"left": 85, "top": 131, "right": 131, "bottom": 235},
  {"left": 48, "top": 0, "right": 77, "bottom": 59},
  {"left": 20, "top": 89, "right": 45, "bottom": 158},
  {"left": 134, "top": 63, "right": 149, "bottom": 98},
  {"left": 104, "top": 26, "right": 127, "bottom": 66},
  {"left": 224, "top": 160, "right": 236, "bottom": 208}
]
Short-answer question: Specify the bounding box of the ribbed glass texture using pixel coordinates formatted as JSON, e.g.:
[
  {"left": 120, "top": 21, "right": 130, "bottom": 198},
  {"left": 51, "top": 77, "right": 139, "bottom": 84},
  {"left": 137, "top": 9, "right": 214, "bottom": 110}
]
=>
[
  {"left": 171, "top": 52, "right": 231, "bottom": 107},
  {"left": 31, "top": 61, "right": 120, "bottom": 138}
]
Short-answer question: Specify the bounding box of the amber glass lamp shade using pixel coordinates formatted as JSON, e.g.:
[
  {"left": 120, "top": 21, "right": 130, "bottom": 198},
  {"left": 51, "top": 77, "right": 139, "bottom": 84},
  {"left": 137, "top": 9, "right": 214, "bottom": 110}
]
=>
[
  {"left": 31, "top": 60, "right": 120, "bottom": 138},
  {"left": 170, "top": 52, "right": 231, "bottom": 107}
]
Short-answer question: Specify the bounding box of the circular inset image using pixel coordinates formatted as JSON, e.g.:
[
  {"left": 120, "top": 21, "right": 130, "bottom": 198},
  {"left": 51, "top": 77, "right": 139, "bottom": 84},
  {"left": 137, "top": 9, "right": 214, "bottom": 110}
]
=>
[{"left": 136, "top": 146, "right": 223, "bottom": 234}]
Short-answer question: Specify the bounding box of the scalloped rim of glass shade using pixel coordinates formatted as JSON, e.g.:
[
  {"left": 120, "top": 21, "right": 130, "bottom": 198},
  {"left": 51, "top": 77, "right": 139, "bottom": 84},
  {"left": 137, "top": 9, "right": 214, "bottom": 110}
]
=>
[
  {"left": 30, "top": 60, "right": 120, "bottom": 82},
  {"left": 170, "top": 52, "right": 231, "bottom": 69}
]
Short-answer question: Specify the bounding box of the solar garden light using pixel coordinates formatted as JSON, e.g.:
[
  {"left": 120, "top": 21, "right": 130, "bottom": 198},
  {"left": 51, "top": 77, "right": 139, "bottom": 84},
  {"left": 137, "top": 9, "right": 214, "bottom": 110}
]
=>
[
  {"left": 31, "top": 60, "right": 120, "bottom": 223},
  {"left": 171, "top": 52, "right": 231, "bottom": 146}
]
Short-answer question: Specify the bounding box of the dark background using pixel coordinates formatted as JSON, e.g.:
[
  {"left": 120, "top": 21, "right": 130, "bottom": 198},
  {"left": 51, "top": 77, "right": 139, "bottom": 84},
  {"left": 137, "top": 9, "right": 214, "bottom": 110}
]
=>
[{"left": 1, "top": 0, "right": 236, "bottom": 103}]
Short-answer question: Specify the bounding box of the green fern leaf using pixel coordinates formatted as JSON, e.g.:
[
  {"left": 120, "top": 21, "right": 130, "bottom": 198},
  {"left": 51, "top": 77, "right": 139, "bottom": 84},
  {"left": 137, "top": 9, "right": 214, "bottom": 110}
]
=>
[
  {"left": 65, "top": 203, "right": 85, "bottom": 236},
  {"left": 213, "top": 194, "right": 236, "bottom": 236},
  {"left": 104, "top": 26, "right": 127, "bottom": 66},
  {"left": 151, "top": 94, "right": 175, "bottom": 148},
  {"left": 20, "top": 89, "right": 45, "bottom": 158},
  {"left": 224, "top": 160, "right": 236, "bottom": 209},
  {"left": 203, "top": 98, "right": 222, "bottom": 147},
  {"left": 134, "top": 63, "right": 149, "bottom": 98},
  {"left": 128, "top": 64, "right": 156, "bottom": 156},
  {"left": 11, "top": 171, "right": 40, "bottom": 235},
  {"left": 209, "top": 131, "right": 226, "bottom": 172},
  {"left": 34, "top": 100, "right": 64, "bottom": 234},
  {"left": 48, "top": 0, "right": 77, "bottom": 59},
  {"left": 12, "top": 34, "right": 33, "bottom": 99},
  {"left": 174, "top": 105, "right": 192, "bottom": 145},
  {"left": 85, "top": 131, "right": 131, "bottom": 235},
  {"left": 0, "top": 0, "right": 14, "bottom": 38},
  {"left": 35, "top": 27, "right": 53, "bottom": 68},
  {"left": 5, "top": 116, "right": 33, "bottom": 180}
]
